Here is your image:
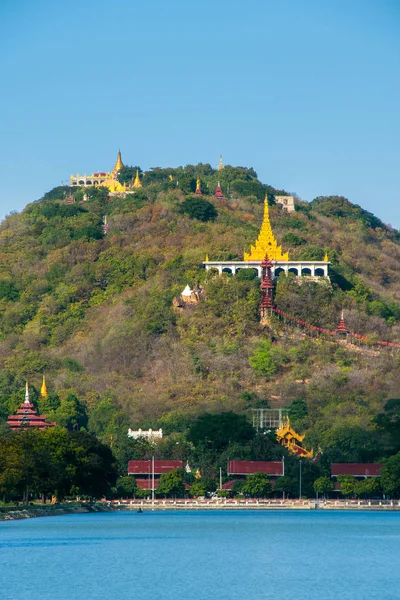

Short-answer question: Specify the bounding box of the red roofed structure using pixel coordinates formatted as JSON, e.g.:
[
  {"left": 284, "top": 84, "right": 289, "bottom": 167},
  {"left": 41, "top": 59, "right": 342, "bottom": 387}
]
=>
[
  {"left": 128, "top": 460, "right": 182, "bottom": 475},
  {"left": 228, "top": 460, "right": 284, "bottom": 477},
  {"left": 214, "top": 182, "right": 224, "bottom": 198},
  {"left": 331, "top": 463, "right": 383, "bottom": 478},
  {"left": 7, "top": 383, "right": 56, "bottom": 430}
]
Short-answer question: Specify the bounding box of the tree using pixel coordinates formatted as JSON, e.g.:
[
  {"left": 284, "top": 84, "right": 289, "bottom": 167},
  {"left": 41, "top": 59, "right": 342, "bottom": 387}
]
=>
[
  {"left": 313, "top": 476, "right": 334, "bottom": 497},
  {"left": 381, "top": 452, "right": 400, "bottom": 498},
  {"left": 157, "top": 469, "right": 185, "bottom": 498},
  {"left": 274, "top": 476, "right": 297, "bottom": 497},
  {"left": 54, "top": 394, "right": 88, "bottom": 431},
  {"left": 189, "top": 480, "right": 207, "bottom": 498},
  {"left": 242, "top": 473, "right": 271, "bottom": 498},
  {"left": 249, "top": 340, "right": 285, "bottom": 380},
  {"left": 188, "top": 412, "right": 255, "bottom": 452},
  {"left": 69, "top": 431, "right": 117, "bottom": 498},
  {"left": 355, "top": 478, "right": 380, "bottom": 499},
  {"left": 179, "top": 197, "right": 218, "bottom": 222},
  {"left": 375, "top": 399, "right": 400, "bottom": 455},
  {"left": 337, "top": 474, "right": 357, "bottom": 497},
  {"left": 115, "top": 476, "right": 136, "bottom": 498}
]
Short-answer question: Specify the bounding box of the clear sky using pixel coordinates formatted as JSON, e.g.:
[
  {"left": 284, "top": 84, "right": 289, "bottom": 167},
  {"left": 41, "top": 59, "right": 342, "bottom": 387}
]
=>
[{"left": 1, "top": 0, "right": 399, "bottom": 228}]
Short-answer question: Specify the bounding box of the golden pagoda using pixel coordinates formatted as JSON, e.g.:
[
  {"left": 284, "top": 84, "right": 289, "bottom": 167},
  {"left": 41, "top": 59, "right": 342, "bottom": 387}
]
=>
[
  {"left": 218, "top": 155, "right": 223, "bottom": 171},
  {"left": 244, "top": 197, "right": 289, "bottom": 261},
  {"left": 276, "top": 417, "right": 313, "bottom": 458},
  {"left": 133, "top": 169, "right": 142, "bottom": 188},
  {"left": 40, "top": 374, "right": 48, "bottom": 398},
  {"left": 112, "top": 149, "right": 124, "bottom": 176}
]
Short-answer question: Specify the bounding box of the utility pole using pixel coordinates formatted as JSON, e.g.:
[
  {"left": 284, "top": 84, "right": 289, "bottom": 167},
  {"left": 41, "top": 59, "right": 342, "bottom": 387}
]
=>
[
  {"left": 151, "top": 456, "right": 155, "bottom": 502},
  {"left": 299, "top": 460, "right": 302, "bottom": 500}
]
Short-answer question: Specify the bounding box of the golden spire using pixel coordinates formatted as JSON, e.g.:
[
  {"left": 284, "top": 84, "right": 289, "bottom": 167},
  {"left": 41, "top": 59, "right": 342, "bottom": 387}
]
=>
[
  {"left": 133, "top": 169, "right": 142, "bottom": 188},
  {"left": 112, "top": 149, "right": 124, "bottom": 176},
  {"left": 195, "top": 177, "right": 201, "bottom": 194},
  {"left": 40, "top": 374, "right": 48, "bottom": 398},
  {"left": 205, "top": 253, "right": 209, "bottom": 262},
  {"left": 218, "top": 155, "right": 223, "bottom": 171},
  {"left": 323, "top": 252, "right": 329, "bottom": 262},
  {"left": 244, "top": 196, "right": 289, "bottom": 261}
]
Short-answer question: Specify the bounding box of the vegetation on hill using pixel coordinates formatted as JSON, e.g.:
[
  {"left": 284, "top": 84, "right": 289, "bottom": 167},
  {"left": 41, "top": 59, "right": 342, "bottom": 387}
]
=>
[{"left": 0, "top": 161, "right": 400, "bottom": 499}]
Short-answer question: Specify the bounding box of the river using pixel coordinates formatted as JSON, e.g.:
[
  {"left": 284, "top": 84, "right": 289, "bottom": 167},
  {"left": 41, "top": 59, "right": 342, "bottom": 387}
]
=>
[{"left": 1, "top": 510, "right": 399, "bottom": 599}]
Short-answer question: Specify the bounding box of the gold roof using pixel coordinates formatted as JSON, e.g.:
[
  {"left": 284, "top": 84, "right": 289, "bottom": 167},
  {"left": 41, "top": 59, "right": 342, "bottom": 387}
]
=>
[{"left": 244, "top": 198, "right": 289, "bottom": 261}]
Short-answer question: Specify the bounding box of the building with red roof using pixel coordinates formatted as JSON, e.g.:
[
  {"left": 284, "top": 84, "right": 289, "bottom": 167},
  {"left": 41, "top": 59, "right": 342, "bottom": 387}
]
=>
[
  {"left": 7, "top": 382, "right": 56, "bottom": 431},
  {"left": 331, "top": 463, "right": 383, "bottom": 478},
  {"left": 128, "top": 460, "right": 183, "bottom": 491}
]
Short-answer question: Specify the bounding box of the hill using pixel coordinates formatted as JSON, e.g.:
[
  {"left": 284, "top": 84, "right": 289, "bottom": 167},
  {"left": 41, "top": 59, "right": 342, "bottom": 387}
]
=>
[{"left": 0, "top": 162, "right": 399, "bottom": 470}]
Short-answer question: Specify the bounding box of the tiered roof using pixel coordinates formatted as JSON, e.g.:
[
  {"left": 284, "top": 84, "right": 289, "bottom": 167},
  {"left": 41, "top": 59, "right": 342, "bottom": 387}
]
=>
[
  {"left": 7, "top": 382, "right": 55, "bottom": 430},
  {"left": 244, "top": 198, "right": 289, "bottom": 261}
]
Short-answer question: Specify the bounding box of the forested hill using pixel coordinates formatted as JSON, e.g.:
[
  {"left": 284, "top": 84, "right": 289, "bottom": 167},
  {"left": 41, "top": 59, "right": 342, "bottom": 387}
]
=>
[{"left": 0, "top": 162, "right": 399, "bottom": 461}]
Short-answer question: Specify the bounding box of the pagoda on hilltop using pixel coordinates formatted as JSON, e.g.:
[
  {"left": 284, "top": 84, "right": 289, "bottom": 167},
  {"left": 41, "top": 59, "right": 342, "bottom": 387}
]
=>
[
  {"left": 69, "top": 149, "right": 134, "bottom": 195},
  {"left": 244, "top": 198, "right": 289, "bottom": 261},
  {"left": 276, "top": 417, "right": 313, "bottom": 458},
  {"left": 7, "top": 381, "right": 56, "bottom": 431},
  {"left": 195, "top": 177, "right": 202, "bottom": 195}
]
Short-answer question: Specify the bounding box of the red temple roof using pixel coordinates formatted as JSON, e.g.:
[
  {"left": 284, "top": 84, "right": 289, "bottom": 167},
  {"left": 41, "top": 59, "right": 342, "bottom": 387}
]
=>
[
  {"left": 228, "top": 460, "right": 284, "bottom": 476},
  {"left": 331, "top": 463, "right": 383, "bottom": 477},
  {"left": 336, "top": 311, "right": 348, "bottom": 333},
  {"left": 128, "top": 460, "right": 182, "bottom": 475},
  {"left": 214, "top": 182, "right": 224, "bottom": 198},
  {"left": 7, "top": 401, "right": 56, "bottom": 430}
]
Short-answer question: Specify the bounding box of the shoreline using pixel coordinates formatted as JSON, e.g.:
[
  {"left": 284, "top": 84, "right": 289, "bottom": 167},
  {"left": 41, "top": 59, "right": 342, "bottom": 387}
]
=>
[
  {"left": 2, "top": 500, "right": 400, "bottom": 521},
  {"left": 0, "top": 503, "right": 117, "bottom": 521}
]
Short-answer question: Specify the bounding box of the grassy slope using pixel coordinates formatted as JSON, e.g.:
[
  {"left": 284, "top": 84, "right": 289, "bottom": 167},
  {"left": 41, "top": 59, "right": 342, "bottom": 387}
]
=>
[{"left": 0, "top": 181, "right": 399, "bottom": 448}]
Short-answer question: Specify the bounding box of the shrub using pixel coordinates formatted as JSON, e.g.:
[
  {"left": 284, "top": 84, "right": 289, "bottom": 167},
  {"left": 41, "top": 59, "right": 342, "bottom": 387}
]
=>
[{"left": 179, "top": 197, "right": 218, "bottom": 222}]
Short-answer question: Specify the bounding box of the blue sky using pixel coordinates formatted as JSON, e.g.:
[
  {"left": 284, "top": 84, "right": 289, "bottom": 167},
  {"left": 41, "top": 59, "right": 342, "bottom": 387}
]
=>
[{"left": 1, "top": 0, "right": 399, "bottom": 228}]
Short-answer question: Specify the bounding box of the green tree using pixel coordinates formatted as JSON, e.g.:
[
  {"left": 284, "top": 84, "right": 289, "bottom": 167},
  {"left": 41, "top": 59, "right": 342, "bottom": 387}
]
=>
[
  {"left": 249, "top": 340, "right": 285, "bottom": 380},
  {"left": 242, "top": 473, "right": 271, "bottom": 498},
  {"left": 115, "top": 476, "right": 136, "bottom": 498},
  {"left": 189, "top": 480, "right": 207, "bottom": 497},
  {"left": 157, "top": 469, "right": 185, "bottom": 498},
  {"left": 273, "top": 476, "right": 297, "bottom": 497},
  {"left": 337, "top": 474, "right": 357, "bottom": 497},
  {"left": 313, "top": 476, "right": 334, "bottom": 497},
  {"left": 179, "top": 197, "right": 218, "bottom": 222},
  {"left": 188, "top": 412, "right": 255, "bottom": 452},
  {"left": 381, "top": 452, "right": 400, "bottom": 498}
]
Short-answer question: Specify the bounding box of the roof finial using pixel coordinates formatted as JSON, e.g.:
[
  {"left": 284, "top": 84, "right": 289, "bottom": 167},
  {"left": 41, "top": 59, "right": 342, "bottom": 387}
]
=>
[
  {"left": 40, "top": 374, "right": 48, "bottom": 398},
  {"left": 25, "top": 381, "right": 30, "bottom": 405},
  {"left": 218, "top": 155, "right": 223, "bottom": 171}
]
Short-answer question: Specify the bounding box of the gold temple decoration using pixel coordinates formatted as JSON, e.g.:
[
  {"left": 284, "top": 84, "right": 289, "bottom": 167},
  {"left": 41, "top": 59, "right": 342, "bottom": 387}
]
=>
[
  {"left": 276, "top": 417, "right": 313, "bottom": 458},
  {"left": 40, "top": 374, "right": 48, "bottom": 398},
  {"left": 112, "top": 149, "right": 124, "bottom": 176},
  {"left": 244, "top": 197, "right": 289, "bottom": 261},
  {"left": 218, "top": 155, "right": 223, "bottom": 171},
  {"left": 133, "top": 169, "right": 142, "bottom": 188}
]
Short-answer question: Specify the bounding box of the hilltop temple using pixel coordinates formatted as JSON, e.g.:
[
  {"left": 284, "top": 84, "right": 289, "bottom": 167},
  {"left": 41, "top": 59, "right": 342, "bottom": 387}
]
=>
[
  {"left": 69, "top": 150, "right": 141, "bottom": 194},
  {"left": 204, "top": 197, "right": 329, "bottom": 279},
  {"left": 7, "top": 379, "right": 56, "bottom": 431}
]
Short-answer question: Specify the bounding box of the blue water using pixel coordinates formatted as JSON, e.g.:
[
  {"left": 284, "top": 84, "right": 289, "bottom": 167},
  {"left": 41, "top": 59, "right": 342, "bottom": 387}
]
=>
[{"left": 1, "top": 510, "right": 400, "bottom": 600}]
